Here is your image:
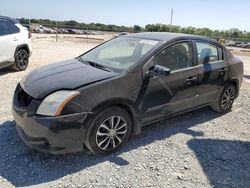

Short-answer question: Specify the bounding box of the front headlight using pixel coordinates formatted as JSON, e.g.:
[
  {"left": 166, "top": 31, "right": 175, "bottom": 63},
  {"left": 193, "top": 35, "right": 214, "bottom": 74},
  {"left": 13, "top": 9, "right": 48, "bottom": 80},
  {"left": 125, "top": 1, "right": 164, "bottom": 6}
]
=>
[{"left": 36, "top": 90, "right": 80, "bottom": 116}]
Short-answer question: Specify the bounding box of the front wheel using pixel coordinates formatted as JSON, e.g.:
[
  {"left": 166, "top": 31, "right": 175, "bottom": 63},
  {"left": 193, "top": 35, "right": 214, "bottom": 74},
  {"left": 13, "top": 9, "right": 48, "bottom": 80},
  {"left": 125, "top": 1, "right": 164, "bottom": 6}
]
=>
[
  {"left": 85, "top": 106, "right": 132, "bottom": 155},
  {"left": 211, "top": 84, "right": 236, "bottom": 113}
]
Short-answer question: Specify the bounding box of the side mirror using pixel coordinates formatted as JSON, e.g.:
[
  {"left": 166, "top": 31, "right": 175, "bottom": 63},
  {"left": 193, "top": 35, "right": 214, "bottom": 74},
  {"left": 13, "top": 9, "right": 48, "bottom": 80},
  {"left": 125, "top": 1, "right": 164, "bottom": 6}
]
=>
[{"left": 146, "top": 65, "right": 171, "bottom": 78}]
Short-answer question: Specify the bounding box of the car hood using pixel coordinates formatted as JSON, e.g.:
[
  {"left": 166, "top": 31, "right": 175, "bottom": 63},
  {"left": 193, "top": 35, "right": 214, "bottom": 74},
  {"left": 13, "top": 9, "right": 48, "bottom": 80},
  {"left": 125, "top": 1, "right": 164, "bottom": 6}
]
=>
[{"left": 20, "top": 59, "right": 118, "bottom": 99}]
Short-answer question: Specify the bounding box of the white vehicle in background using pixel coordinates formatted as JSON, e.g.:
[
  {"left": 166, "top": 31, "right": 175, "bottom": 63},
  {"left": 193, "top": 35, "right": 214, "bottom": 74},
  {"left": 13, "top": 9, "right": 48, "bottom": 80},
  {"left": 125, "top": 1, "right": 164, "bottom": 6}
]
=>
[
  {"left": 95, "top": 31, "right": 104, "bottom": 35},
  {"left": 42, "top": 26, "right": 56, "bottom": 34},
  {"left": 0, "top": 16, "right": 32, "bottom": 71}
]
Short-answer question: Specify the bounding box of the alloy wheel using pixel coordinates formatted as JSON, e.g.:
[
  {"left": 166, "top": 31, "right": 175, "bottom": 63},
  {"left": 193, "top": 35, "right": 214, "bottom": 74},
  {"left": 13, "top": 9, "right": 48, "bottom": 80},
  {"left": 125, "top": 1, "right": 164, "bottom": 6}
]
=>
[
  {"left": 96, "top": 115, "right": 128, "bottom": 151},
  {"left": 16, "top": 51, "right": 28, "bottom": 69},
  {"left": 221, "top": 87, "right": 235, "bottom": 110}
]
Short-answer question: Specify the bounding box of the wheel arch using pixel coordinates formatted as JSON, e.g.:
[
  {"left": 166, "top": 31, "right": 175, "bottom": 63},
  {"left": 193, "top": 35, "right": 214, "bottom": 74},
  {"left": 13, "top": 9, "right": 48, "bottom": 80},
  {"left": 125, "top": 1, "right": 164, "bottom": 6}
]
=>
[
  {"left": 15, "top": 44, "right": 30, "bottom": 55},
  {"left": 87, "top": 98, "right": 142, "bottom": 137},
  {"left": 216, "top": 79, "right": 240, "bottom": 102},
  {"left": 228, "top": 78, "right": 240, "bottom": 98}
]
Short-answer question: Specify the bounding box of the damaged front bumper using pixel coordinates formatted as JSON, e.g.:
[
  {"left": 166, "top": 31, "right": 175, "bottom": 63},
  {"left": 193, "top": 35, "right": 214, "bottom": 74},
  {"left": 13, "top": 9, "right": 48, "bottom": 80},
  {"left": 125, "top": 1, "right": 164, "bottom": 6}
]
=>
[
  {"left": 12, "top": 84, "right": 92, "bottom": 154},
  {"left": 13, "top": 108, "right": 91, "bottom": 154}
]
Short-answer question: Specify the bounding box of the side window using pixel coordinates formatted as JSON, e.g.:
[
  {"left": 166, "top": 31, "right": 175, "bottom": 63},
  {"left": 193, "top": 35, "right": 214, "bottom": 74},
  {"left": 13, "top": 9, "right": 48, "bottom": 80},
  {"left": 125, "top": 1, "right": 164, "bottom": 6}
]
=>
[
  {"left": 0, "top": 20, "right": 10, "bottom": 36},
  {"left": 196, "top": 42, "right": 223, "bottom": 64},
  {"left": 154, "top": 42, "right": 193, "bottom": 71},
  {"left": 8, "top": 22, "right": 20, "bottom": 34}
]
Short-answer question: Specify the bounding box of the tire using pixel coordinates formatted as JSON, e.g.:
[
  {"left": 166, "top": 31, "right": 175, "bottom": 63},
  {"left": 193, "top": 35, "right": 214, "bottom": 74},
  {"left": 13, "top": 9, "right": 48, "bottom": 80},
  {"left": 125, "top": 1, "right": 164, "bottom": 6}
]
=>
[
  {"left": 211, "top": 84, "right": 236, "bottom": 113},
  {"left": 12, "top": 49, "right": 29, "bottom": 71},
  {"left": 85, "top": 106, "right": 132, "bottom": 155}
]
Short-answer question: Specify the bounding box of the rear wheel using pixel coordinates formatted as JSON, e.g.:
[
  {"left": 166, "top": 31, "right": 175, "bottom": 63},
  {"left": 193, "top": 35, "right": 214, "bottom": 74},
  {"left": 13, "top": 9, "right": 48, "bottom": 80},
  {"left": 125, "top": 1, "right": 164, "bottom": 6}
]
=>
[
  {"left": 211, "top": 84, "right": 236, "bottom": 113},
  {"left": 12, "top": 49, "right": 29, "bottom": 71},
  {"left": 85, "top": 106, "right": 132, "bottom": 155}
]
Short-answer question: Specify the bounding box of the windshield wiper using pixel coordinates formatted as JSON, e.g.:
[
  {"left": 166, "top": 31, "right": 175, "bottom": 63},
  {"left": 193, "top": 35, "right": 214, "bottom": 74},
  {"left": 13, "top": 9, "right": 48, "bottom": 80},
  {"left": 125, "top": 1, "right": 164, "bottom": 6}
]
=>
[
  {"left": 86, "top": 61, "right": 112, "bottom": 72},
  {"left": 77, "top": 57, "right": 111, "bottom": 72}
]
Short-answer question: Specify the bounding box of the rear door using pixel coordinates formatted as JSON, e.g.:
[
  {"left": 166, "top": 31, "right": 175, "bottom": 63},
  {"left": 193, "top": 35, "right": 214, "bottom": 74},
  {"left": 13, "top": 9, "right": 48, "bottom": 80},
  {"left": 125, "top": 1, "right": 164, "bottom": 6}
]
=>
[
  {"left": 195, "top": 41, "right": 229, "bottom": 105},
  {"left": 141, "top": 41, "right": 198, "bottom": 123},
  {"left": 0, "top": 20, "right": 20, "bottom": 64}
]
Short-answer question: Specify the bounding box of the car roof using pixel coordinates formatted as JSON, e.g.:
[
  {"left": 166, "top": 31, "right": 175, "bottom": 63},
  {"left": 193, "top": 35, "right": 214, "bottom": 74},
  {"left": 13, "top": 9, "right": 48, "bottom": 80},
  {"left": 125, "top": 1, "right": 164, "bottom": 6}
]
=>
[
  {"left": 0, "top": 16, "right": 19, "bottom": 24},
  {"left": 127, "top": 32, "right": 217, "bottom": 43}
]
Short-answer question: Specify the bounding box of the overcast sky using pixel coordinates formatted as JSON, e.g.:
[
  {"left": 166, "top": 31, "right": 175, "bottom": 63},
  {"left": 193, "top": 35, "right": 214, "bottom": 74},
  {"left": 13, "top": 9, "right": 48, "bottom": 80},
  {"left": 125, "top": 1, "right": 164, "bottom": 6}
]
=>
[{"left": 1, "top": 0, "right": 249, "bottom": 31}]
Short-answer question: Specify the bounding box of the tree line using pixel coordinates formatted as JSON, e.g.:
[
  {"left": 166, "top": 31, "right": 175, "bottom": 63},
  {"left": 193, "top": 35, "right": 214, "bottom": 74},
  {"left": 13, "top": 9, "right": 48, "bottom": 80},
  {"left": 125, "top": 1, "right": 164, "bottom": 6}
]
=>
[
  {"left": 144, "top": 24, "right": 250, "bottom": 40},
  {"left": 19, "top": 18, "right": 250, "bottom": 40}
]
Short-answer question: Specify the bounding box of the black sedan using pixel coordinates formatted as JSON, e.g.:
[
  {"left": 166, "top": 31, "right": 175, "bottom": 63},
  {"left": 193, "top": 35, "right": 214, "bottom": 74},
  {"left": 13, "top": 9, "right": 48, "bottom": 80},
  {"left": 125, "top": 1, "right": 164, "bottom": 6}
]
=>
[{"left": 12, "top": 32, "right": 244, "bottom": 154}]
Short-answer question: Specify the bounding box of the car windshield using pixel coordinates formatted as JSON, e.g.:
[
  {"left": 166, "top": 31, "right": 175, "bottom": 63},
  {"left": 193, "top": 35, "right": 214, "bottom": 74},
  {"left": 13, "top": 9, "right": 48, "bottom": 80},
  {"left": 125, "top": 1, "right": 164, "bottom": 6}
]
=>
[{"left": 80, "top": 37, "right": 161, "bottom": 72}]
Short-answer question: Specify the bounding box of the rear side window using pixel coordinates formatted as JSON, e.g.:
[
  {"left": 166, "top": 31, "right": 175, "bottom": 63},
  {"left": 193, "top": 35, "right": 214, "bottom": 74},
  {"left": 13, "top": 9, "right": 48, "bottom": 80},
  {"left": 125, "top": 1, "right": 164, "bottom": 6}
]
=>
[
  {"left": 8, "top": 22, "right": 20, "bottom": 34},
  {"left": 0, "top": 20, "right": 10, "bottom": 36},
  {"left": 196, "top": 42, "right": 223, "bottom": 64},
  {"left": 218, "top": 47, "right": 223, "bottom": 60}
]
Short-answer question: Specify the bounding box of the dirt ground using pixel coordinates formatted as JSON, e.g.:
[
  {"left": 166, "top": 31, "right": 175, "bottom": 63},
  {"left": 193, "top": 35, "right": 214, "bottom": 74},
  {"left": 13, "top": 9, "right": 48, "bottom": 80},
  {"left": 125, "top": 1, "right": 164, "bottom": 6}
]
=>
[{"left": 0, "top": 36, "right": 249, "bottom": 188}]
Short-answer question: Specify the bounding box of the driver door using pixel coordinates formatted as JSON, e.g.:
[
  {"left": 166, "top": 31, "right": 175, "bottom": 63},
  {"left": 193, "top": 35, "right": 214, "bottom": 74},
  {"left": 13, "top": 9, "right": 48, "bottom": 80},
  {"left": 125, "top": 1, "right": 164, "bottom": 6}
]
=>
[{"left": 141, "top": 41, "right": 198, "bottom": 123}]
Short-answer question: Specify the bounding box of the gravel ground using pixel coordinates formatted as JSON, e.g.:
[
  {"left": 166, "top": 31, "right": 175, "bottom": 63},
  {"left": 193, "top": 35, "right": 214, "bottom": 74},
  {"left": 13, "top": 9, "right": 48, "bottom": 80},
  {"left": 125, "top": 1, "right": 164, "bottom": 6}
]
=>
[{"left": 0, "top": 39, "right": 249, "bottom": 188}]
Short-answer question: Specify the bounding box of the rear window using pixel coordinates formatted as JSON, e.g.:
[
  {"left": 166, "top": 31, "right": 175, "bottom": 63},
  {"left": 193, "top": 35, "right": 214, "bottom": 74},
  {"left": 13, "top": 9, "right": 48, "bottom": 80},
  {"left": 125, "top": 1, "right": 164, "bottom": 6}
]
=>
[
  {"left": 0, "top": 20, "right": 10, "bottom": 36},
  {"left": 196, "top": 42, "right": 223, "bottom": 64}
]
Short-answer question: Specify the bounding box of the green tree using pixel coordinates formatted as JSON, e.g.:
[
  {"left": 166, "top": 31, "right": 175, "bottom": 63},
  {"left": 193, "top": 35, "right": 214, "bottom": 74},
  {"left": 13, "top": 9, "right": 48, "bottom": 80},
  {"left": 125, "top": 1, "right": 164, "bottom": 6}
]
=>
[
  {"left": 161, "top": 24, "right": 170, "bottom": 32},
  {"left": 65, "top": 20, "right": 78, "bottom": 27},
  {"left": 133, "top": 25, "right": 142, "bottom": 33}
]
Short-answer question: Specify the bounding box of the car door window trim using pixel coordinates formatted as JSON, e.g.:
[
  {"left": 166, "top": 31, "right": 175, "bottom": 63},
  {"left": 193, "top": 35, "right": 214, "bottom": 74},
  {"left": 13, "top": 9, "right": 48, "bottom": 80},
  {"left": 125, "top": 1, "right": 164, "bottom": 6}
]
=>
[
  {"left": 153, "top": 40, "right": 195, "bottom": 70},
  {"left": 194, "top": 40, "right": 225, "bottom": 65}
]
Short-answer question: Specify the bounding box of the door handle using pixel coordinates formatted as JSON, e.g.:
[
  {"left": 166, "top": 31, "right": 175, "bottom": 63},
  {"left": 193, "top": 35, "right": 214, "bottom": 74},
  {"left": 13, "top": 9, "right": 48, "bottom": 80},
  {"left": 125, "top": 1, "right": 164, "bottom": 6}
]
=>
[
  {"left": 219, "top": 67, "right": 227, "bottom": 75},
  {"left": 186, "top": 76, "right": 197, "bottom": 85},
  {"left": 220, "top": 67, "right": 227, "bottom": 71}
]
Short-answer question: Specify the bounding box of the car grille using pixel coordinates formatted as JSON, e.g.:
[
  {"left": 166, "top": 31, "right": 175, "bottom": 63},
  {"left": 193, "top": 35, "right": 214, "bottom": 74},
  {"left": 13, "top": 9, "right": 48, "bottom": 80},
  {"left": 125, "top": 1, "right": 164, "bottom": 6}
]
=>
[{"left": 16, "top": 84, "right": 34, "bottom": 107}]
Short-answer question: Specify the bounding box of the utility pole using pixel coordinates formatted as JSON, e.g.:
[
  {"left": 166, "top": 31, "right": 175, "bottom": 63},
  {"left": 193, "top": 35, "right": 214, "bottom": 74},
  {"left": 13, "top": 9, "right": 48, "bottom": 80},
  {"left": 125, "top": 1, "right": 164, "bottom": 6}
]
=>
[
  {"left": 169, "top": 8, "right": 173, "bottom": 32},
  {"left": 56, "top": 21, "right": 58, "bottom": 42},
  {"left": 29, "top": 19, "right": 31, "bottom": 33},
  {"left": 87, "top": 26, "right": 89, "bottom": 44}
]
